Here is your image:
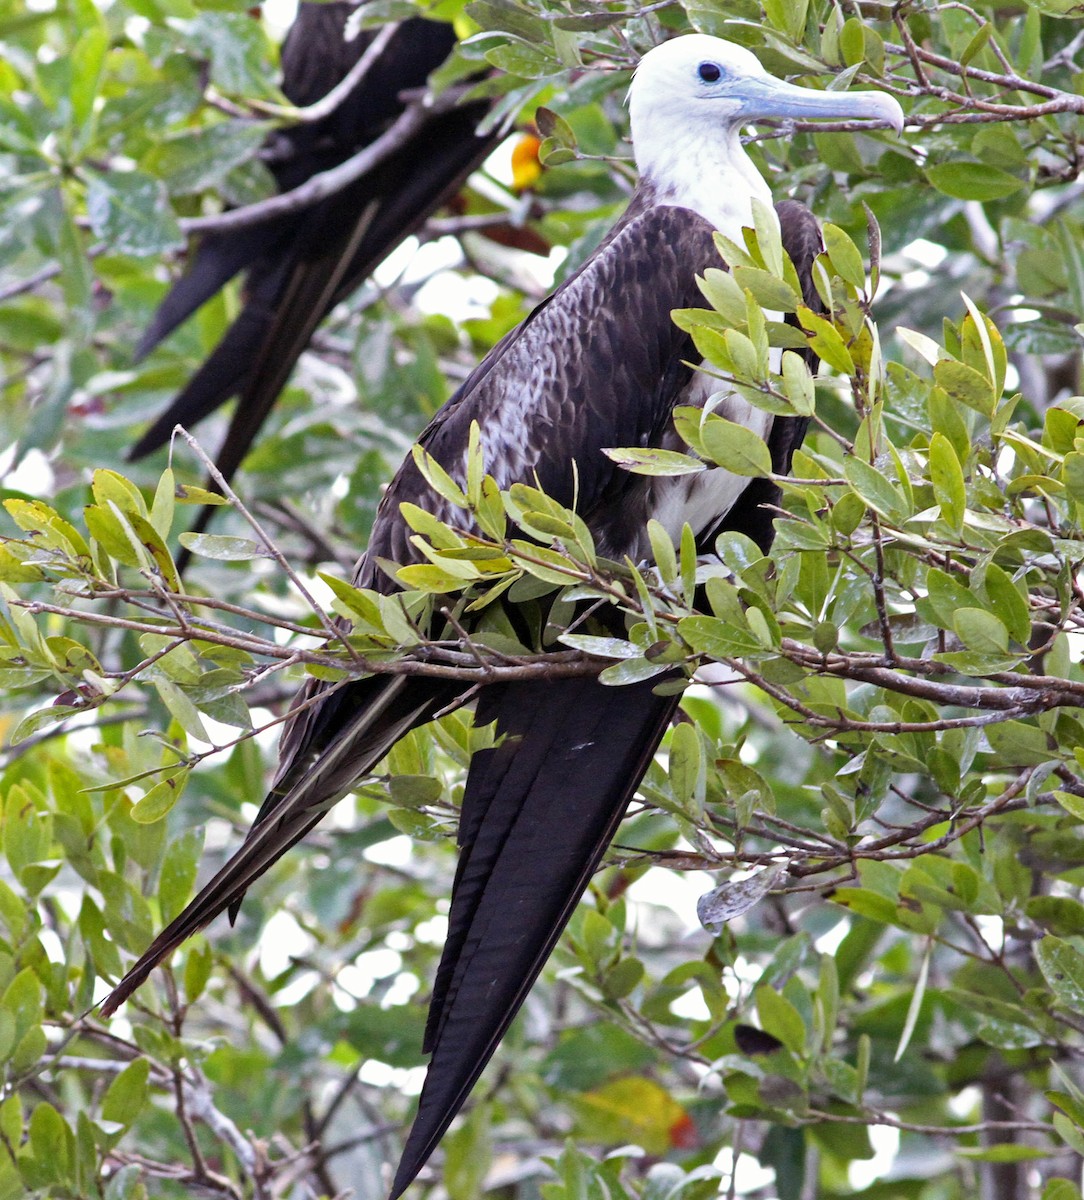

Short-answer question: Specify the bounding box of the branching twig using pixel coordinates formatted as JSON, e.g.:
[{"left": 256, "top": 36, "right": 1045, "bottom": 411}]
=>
[{"left": 177, "top": 85, "right": 473, "bottom": 237}]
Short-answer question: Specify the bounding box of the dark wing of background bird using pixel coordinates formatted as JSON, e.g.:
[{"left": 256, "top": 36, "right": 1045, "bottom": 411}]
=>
[
  {"left": 128, "top": 5, "right": 498, "bottom": 518},
  {"left": 102, "top": 197, "right": 824, "bottom": 1197}
]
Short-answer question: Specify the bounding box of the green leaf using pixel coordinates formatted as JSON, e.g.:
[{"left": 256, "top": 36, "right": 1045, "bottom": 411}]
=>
[
  {"left": 4, "top": 497, "right": 87, "bottom": 555},
  {"left": 1036, "top": 936, "right": 1084, "bottom": 1009},
  {"left": 1044, "top": 1181, "right": 1083, "bottom": 1200},
  {"left": 647, "top": 519, "right": 678, "bottom": 584},
  {"left": 12, "top": 1025, "right": 47, "bottom": 1074},
  {"left": 731, "top": 266, "right": 801, "bottom": 311},
  {"left": 0, "top": 545, "right": 44, "bottom": 583},
  {"left": 679, "top": 614, "right": 762, "bottom": 659},
  {"left": 153, "top": 680, "right": 208, "bottom": 742},
  {"left": 85, "top": 502, "right": 142, "bottom": 570},
  {"left": 598, "top": 658, "right": 670, "bottom": 685},
  {"left": 319, "top": 573, "right": 385, "bottom": 629},
  {"left": 922, "top": 566, "right": 973, "bottom": 629},
  {"left": 127, "top": 511, "right": 180, "bottom": 591},
  {"left": 0, "top": 1095, "right": 21, "bottom": 1155},
  {"left": 928, "top": 431, "right": 966, "bottom": 531},
  {"left": 934, "top": 358, "right": 996, "bottom": 415},
  {"left": 2, "top": 968, "right": 42, "bottom": 1052},
  {"left": 696, "top": 267, "right": 747, "bottom": 324},
  {"left": 755, "top": 985, "right": 806, "bottom": 1056},
  {"left": 467, "top": 0, "right": 549, "bottom": 41},
  {"left": 0, "top": 1011, "right": 14, "bottom": 1066},
  {"left": 69, "top": 23, "right": 107, "bottom": 133},
  {"left": 1054, "top": 1112, "right": 1084, "bottom": 1157},
  {"left": 102, "top": 1060, "right": 150, "bottom": 1127},
  {"left": 602, "top": 957, "right": 645, "bottom": 1001},
  {"left": 143, "top": 119, "right": 272, "bottom": 195},
  {"left": 763, "top": 0, "right": 809, "bottom": 38},
  {"left": 781, "top": 351, "right": 815, "bottom": 416},
  {"left": 822, "top": 223, "right": 866, "bottom": 291},
  {"left": 601, "top": 446, "right": 704, "bottom": 476},
  {"left": 980, "top": 563, "right": 1030, "bottom": 645},
  {"left": 484, "top": 38, "right": 560, "bottom": 77},
  {"left": 926, "top": 162, "right": 1024, "bottom": 201},
  {"left": 150, "top": 468, "right": 176, "bottom": 540},
  {"left": 159, "top": 826, "right": 204, "bottom": 923},
  {"left": 29, "top": 1102, "right": 72, "bottom": 1185},
  {"left": 958, "top": 1144, "right": 1051, "bottom": 1163},
  {"left": 177, "top": 533, "right": 266, "bottom": 561},
  {"left": 1028, "top": 0, "right": 1084, "bottom": 14},
  {"left": 184, "top": 941, "right": 213, "bottom": 1006},
  {"left": 751, "top": 197, "right": 784, "bottom": 278},
  {"left": 396, "top": 563, "right": 470, "bottom": 593},
  {"left": 411, "top": 444, "right": 468, "bottom": 508},
  {"left": 699, "top": 416, "right": 772, "bottom": 476},
  {"left": 843, "top": 457, "right": 906, "bottom": 522},
  {"left": 798, "top": 306, "right": 855, "bottom": 374},
  {"left": 953, "top": 607, "right": 1008, "bottom": 654},
  {"left": 187, "top": 12, "right": 278, "bottom": 96},
  {"left": 986, "top": 720, "right": 1056, "bottom": 766},
  {"left": 1063, "top": 452, "right": 1084, "bottom": 503},
  {"left": 1027, "top": 896, "right": 1084, "bottom": 937},
  {"left": 668, "top": 721, "right": 705, "bottom": 813},
  {"left": 174, "top": 483, "right": 229, "bottom": 506},
  {"left": 387, "top": 775, "right": 444, "bottom": 808},
  {"left": 85, "top": 171, "right": 183, "bottom": 256},
  {"left": 830, "top": 887, "right": 897, "bottom": 923},
  {"left": 129, "top": 770, "right": 188, "bottom": 824}
]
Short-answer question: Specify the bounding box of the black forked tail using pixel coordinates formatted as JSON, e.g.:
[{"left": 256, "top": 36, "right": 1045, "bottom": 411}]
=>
[{"left": 390, "top": 673, "right": 679, "bottom": 1199}]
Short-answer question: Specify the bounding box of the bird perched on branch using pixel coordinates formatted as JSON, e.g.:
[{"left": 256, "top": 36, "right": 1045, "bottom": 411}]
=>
[
  {"left": 104, "top": 35, "right": 902, "bottom": 1197},
  {"left": 129, "top": 5, "right": 498, "bottom": 520}
]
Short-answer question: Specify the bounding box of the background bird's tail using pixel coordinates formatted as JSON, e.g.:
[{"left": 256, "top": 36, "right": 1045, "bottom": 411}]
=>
[
  {"left": 390, "top": 672, "right": 679, "bottom": 1199},
  {"left": 127, "top": 102, "right": 495, "bottom": 472}
]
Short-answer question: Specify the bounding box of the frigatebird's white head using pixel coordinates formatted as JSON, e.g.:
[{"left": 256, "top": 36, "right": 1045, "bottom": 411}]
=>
[{"left": 628, "top": 35, "right": 904, "bottom": 233}]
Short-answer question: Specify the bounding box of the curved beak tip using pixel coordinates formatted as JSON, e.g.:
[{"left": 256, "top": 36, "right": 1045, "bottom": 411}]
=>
[
  {"left": 840, "top": 89, "right": 905, "bottom": 135},
  {"left": 879, "top": 95, "right": 906, "bottom": 136}
]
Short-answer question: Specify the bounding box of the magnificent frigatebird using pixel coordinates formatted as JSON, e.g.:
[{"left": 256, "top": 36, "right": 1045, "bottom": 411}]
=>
[
  {"left": 129, "top": 5, "right": 497, "bottom": 505},
  {"left": 103, "top": 35, "right": 902, "bottom": 1196}
]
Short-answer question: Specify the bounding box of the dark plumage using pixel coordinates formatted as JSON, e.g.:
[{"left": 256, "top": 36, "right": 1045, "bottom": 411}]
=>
[{"left": 130, "top": 6, "right": 497, "bottom": 501}]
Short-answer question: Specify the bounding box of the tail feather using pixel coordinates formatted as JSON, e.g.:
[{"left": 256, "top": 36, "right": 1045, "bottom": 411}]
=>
[
  {"left": 391, "top": 674, "right": 679, "bottom": 1199},
  {"left": 127, "top": 297, "right": 286, "bottom": 461},
  {"left": 129, "top": 103, "right": 494, "bottom": 472},
  {"left": 133, "top": 223, "right": 293, "bottom": 362},
  {"left": 196, "top": 200, "right": 379, "bottom": 492},
  {"left": 99, "top": 674, "right": 441, "bottom": 1017}
]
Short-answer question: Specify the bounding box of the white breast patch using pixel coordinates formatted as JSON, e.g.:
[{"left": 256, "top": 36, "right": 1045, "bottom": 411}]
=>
[{"left": 645, "top": 367, "right": 774, "bottom": 550}]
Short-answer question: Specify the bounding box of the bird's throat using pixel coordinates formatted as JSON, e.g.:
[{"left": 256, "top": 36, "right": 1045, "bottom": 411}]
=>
[{"left": 640, "top": 127, "right": 774, "bottom": 243}]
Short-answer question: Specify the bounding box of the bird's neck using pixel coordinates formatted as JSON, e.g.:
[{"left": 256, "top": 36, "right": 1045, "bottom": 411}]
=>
[{"left": 637, "top": 125, "right": 774, "bottom": 244}]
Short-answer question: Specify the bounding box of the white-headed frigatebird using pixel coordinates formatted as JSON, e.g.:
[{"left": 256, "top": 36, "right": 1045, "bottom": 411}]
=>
[{"left": 103, "top": 34, "right": 903, "bottom": 1197}]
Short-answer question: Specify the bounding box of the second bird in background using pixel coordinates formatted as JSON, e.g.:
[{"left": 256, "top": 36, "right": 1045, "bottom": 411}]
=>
[{"left": 129, "top": 5, "right": 499, "bottom": 524}]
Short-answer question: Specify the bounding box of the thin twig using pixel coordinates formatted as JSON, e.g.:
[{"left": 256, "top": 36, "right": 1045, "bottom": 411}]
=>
[
  {"left": 178, "top": 85, "right": 472, "bottom": 237},
  {"left": 246, "top": 24, "right": 400, "bottom": 124}
]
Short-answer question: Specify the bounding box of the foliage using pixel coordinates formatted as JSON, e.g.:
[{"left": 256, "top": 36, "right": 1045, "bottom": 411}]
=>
[{"left": 3, "top": 1, "right": 1084, "bottom": 1198}]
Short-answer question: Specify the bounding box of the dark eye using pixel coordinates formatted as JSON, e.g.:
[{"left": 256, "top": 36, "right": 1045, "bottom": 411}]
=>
[{"left": 698, "top": 61, "right": 722, "bottom": 83}]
